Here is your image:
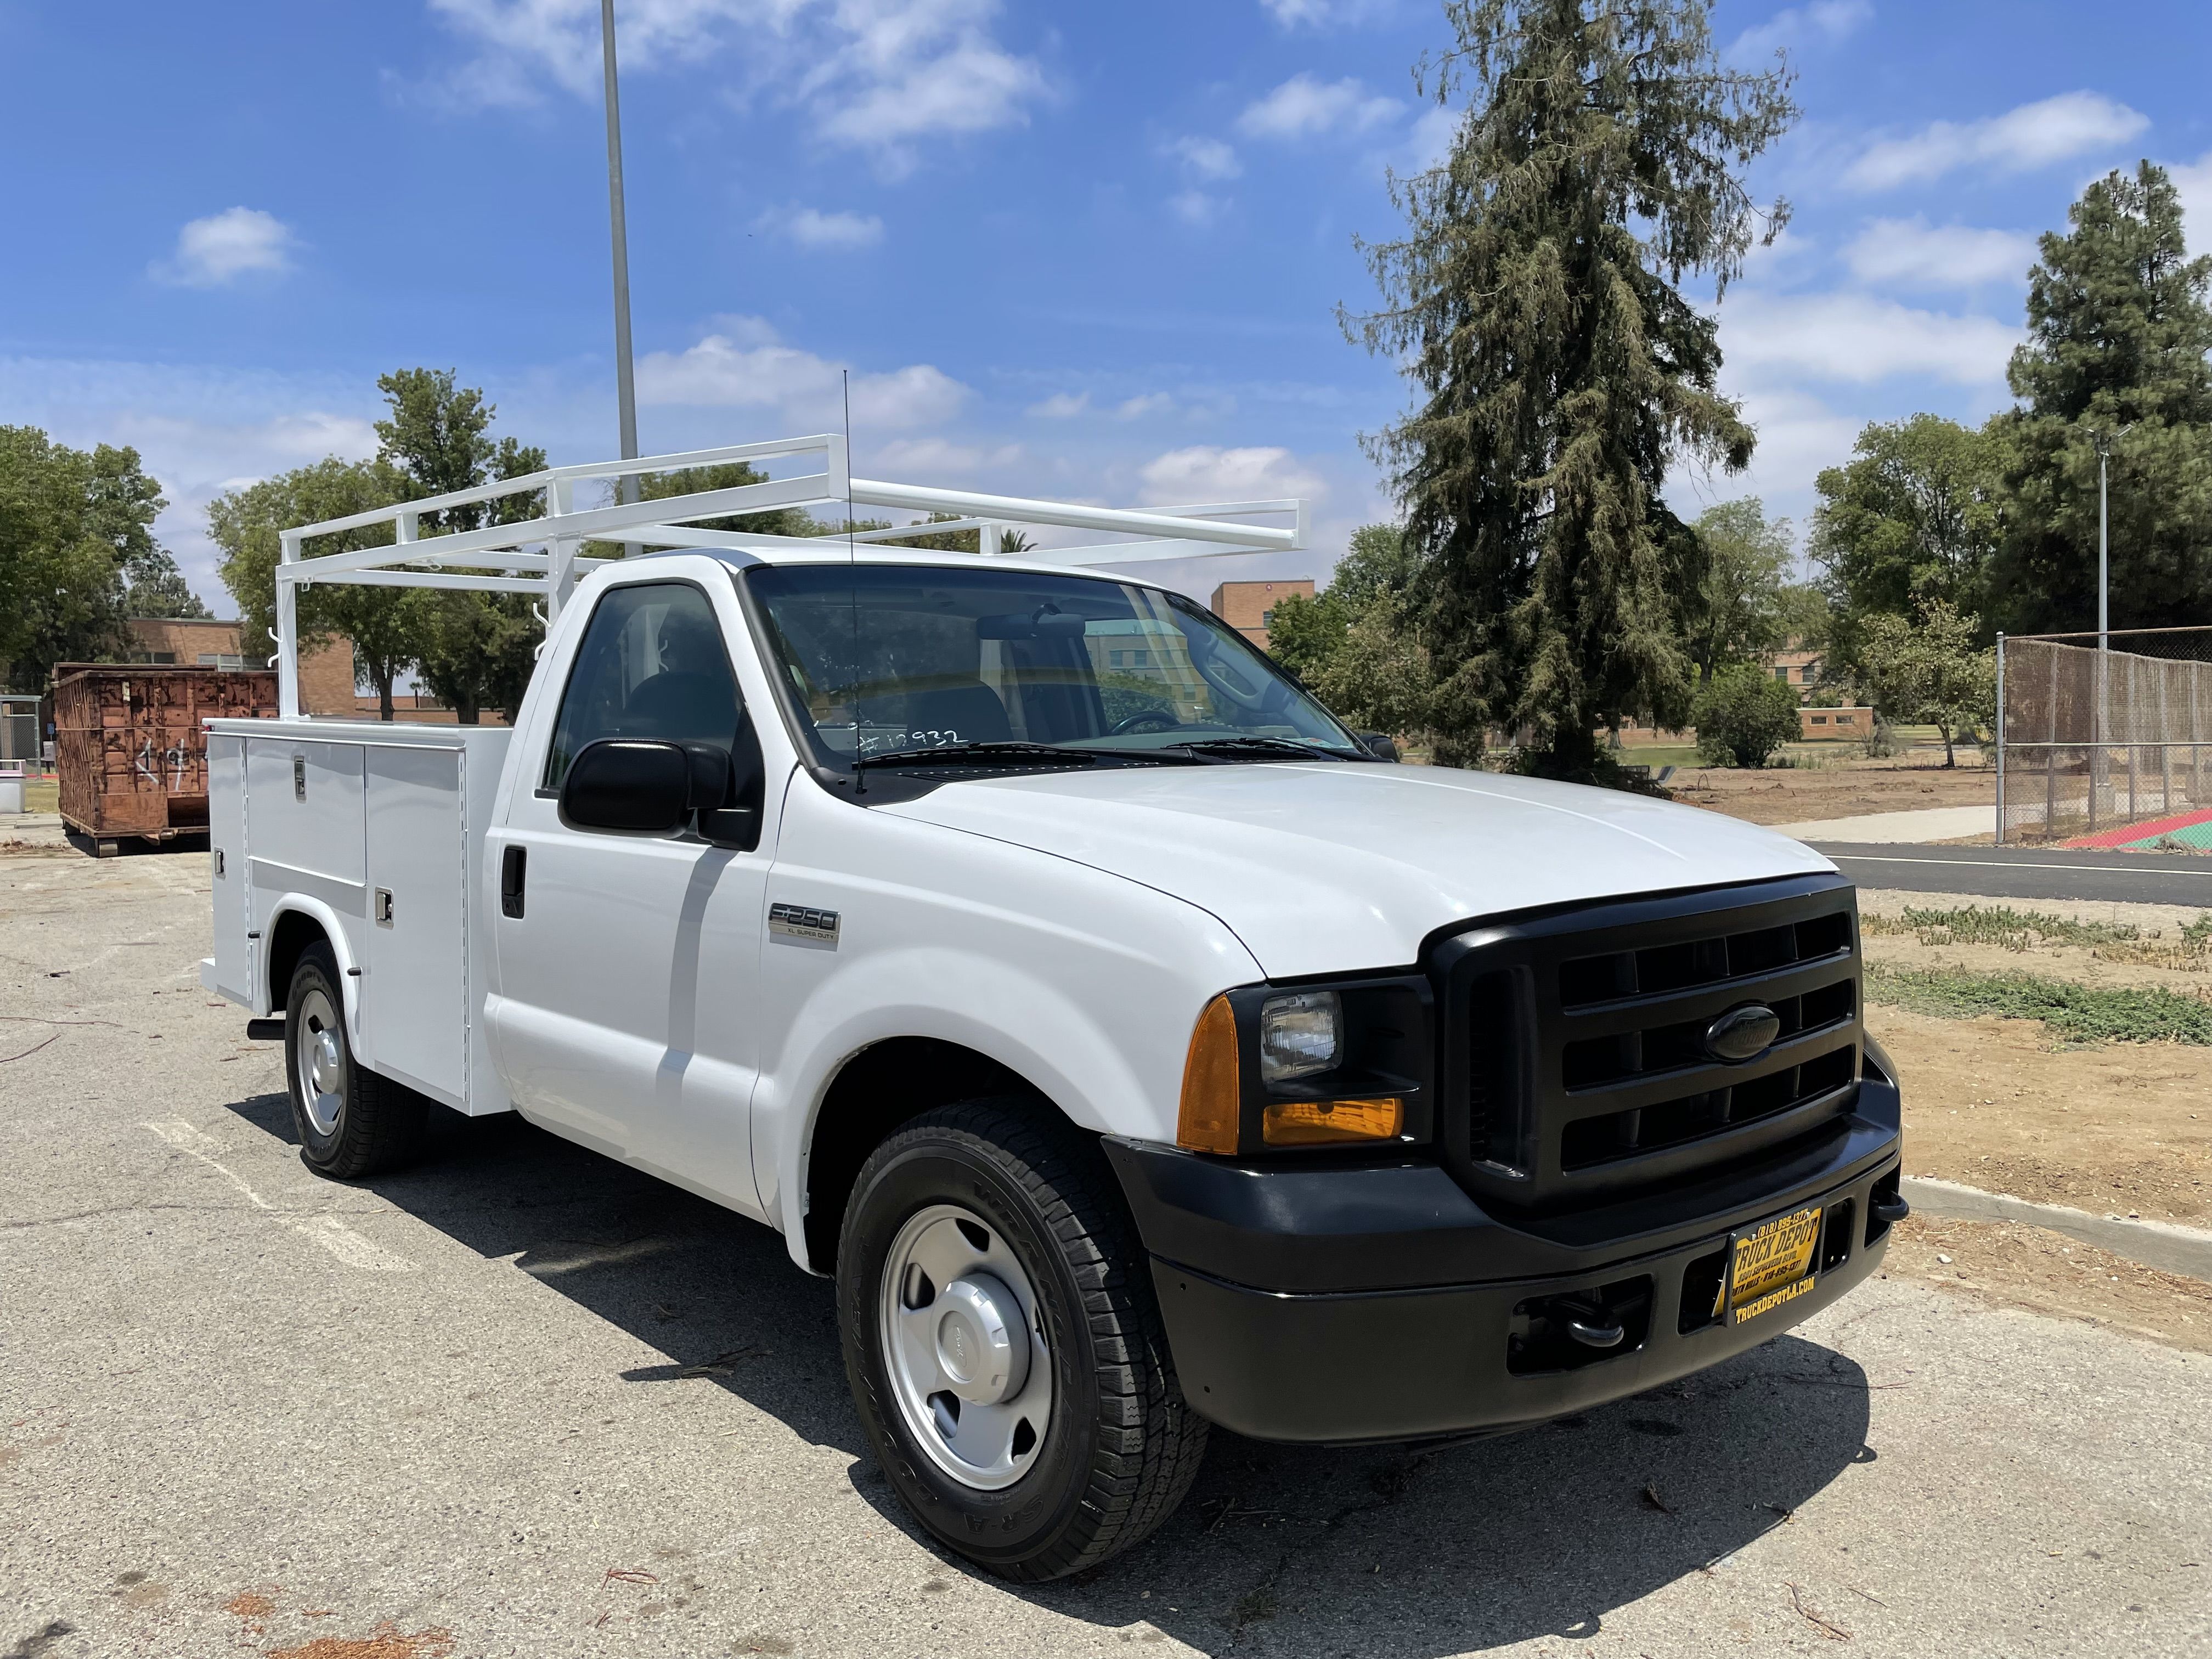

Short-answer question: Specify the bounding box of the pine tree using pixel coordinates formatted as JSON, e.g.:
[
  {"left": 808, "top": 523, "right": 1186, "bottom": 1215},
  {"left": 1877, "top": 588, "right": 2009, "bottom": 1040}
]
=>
[
  {"left": 1345, "top": 0, "right": 1794, "bottom": 776},
  {"left": 1989, "top": 162, "right": 2212, "bottom": 634}
]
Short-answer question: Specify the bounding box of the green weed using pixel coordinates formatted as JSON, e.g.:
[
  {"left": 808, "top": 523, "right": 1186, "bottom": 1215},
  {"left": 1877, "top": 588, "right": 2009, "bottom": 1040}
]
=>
[
  {"left": 1861, "top": 903, "right": 2145, "bottom": 952},
  {"left": 1863, "top": 962, "right": 2212, "bottom": 1046}
]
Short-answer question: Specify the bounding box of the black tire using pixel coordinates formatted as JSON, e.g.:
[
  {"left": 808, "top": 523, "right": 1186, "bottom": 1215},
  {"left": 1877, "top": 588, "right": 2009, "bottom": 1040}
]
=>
[
  {"left": 838, "top": 1099, "right": 1210, "bottom": 1581},
  {"left": 283, "top": 941, "right": 426, "bottom": 1178}
]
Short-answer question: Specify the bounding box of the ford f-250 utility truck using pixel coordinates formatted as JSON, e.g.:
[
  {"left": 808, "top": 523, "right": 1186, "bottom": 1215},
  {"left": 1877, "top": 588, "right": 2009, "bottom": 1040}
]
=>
[{"left": 202, "top": 436, "right": 1906, "bottom": 1581}]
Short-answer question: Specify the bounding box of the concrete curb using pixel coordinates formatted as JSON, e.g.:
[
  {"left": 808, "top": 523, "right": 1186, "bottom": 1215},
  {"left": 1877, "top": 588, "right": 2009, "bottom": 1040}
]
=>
[{"left": 1901, "top": 1176, "right": 2212, "bottom": 1282}]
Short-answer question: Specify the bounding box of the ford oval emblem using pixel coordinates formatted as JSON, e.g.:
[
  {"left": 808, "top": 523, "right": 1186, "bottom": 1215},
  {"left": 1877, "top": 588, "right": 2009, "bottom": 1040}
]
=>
[{"left": 1704, "top": 1003, "right": 1780, "bottom": 1064}]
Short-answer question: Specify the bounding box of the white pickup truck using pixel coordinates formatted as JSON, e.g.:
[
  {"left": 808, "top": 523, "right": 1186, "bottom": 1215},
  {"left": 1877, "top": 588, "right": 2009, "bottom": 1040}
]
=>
[{"left": 204, "top": 438, "right": 1905, "bottom": 1581}]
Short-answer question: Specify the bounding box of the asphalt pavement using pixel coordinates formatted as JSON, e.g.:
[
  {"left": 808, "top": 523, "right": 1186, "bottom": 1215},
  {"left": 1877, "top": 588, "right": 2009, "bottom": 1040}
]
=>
[
  {"left": 1810, "top": 842, "right": 2212, "bottom": 906},
  {"left": 4, "top": 850, "right": 2211, "bottom": 1659}
]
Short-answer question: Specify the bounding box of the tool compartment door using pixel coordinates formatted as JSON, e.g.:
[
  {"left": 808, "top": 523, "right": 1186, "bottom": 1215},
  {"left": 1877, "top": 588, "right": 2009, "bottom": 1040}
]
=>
[
  {"left": 207, "top": 732, "right": 251, "bottom": 1001},
  {"left": 363, "top": 742, "right": 469, "bottom": 1106}
]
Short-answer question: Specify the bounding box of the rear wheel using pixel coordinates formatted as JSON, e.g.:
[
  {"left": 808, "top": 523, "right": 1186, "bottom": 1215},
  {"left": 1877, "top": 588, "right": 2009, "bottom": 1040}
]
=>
[
  {"left": 838, "top": 1099, "right": 1209, "bottom": 1581},
  {"left": 284, "top": 941, "right": 425, "bottom": 1178}
]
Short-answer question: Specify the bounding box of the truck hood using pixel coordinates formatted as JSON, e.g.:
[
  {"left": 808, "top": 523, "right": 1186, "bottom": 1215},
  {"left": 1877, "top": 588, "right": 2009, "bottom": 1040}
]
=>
[{"left": 881, "top": 762, "right": 1835, "bottom": 978}]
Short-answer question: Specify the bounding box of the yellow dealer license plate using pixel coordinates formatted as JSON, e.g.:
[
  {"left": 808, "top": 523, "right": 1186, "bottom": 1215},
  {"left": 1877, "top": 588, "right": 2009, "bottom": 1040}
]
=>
[{"left": 1728, "top": 1205, "right": 1823, "bottom": 1325}]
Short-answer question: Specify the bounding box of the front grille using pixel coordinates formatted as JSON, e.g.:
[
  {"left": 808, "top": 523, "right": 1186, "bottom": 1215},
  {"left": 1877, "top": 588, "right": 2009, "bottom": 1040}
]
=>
[{"left": 1432, "top": 874, "right": 1862, "bottom": 1210}]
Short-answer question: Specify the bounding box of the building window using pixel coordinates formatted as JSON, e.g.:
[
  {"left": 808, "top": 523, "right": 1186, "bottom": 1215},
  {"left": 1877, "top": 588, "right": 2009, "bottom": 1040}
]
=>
[
  {"left": 128, "top": 652, "right": 178, "bottom": 665},
  {"left": 1810, "top": 714, "right": 1827, "bottom": 725},
  {"left": 1260, "top": 609, "right": 1274, "bottom": 629},
  {"left": 196, "top": 653, "right": 246, "bottom": 669},
  {"left": 1773, "top": 666, "right": 1790, "bottom": 681},
  {"left": 1838, "top": 713, "right": 1857, "bottom": 726}
]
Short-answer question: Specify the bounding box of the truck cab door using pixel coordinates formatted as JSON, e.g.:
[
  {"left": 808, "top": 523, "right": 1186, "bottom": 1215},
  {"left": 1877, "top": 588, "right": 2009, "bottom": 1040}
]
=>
[{"left": 487, "top": 574, "right": 770, "bottom": 1217}]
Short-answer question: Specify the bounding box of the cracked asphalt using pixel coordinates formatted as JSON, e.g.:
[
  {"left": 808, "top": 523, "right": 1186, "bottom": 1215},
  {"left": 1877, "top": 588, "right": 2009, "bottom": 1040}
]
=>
[{"left": 4, "top": 848, "right": 2210, "bottom": 1658}]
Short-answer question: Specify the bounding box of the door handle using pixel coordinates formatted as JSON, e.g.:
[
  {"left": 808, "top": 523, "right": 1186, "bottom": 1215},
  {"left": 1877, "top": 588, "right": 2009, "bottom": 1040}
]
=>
[{"left": 500, "top": 845, "right": 526, "bottom": 919}]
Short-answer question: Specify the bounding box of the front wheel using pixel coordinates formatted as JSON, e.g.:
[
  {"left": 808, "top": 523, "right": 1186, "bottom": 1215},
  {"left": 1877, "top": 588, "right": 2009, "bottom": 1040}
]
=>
[
  {"left": 838, "top": 1101, "right": 1209, "bottom": 1581},
  {"left": 284, "top": 941, "right": 426, "bottom": 1179}
]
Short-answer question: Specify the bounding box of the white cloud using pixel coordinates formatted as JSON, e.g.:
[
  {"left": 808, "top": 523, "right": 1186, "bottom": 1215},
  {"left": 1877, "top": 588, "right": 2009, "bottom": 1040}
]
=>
[
  {"left": 1725, "top": 0, "right": 1871, "bottom": 65},
  {"left": 1114, "top": 393, "right": 1174, "bottom": 421},
  {"left": 1717, "top": 290, "right": 2018, "bottom": 386},
  {"left": 1844, "top": 91, "right": 2148, "bottom": 192},
  {"left": 1026, "top": 391, "right": 1089, "bottom": 419},
  {"left": 869, "top": 436, "right": 1022, "bottom": 476},
  {"left": 1404, "top": 105, "right": 1458, "bottom": 172},
  {"left": 1257, "top": 0, "right": 1385, "bottom": 26},
  {"left": 634, "top": 318, "right": 969, "bottom": 430},
  {"left": 1843, "top": 217, "right": 2037, "bottom": 289},
  {"left": 1166, "top": 136, "right": 1241, "bottom": 182},
  {"left": 151, "top": 207, "right": 296, "bottom": 288},
  {"left": 2172, "top": 150, "right": 2212, "bottom": 257},
  {"left": 426, "top": 0, "right": 1048, "bottom": 170},
  {"left": 1235, "top": 74, "right": 1401, "bottom": 142},
  {"left": 754, "top": 204, "right": 885, "bottom": 250},
  {"left": 1167, "top": 189, "right": 1222, "bottom": 227},
  {"left": 1137, "top": 445, "right": 1327, "bottom": 507}
]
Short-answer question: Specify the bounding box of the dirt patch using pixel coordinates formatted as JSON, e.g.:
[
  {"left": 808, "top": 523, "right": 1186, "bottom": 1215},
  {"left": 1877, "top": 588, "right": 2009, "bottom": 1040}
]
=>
[
  {"left": 1869, "top": 1005, "right": 2212, "bottom": 1223},
  {"left": 1668, "top": 758, "right": 1994, "bottom": 826},
  {"left": 1883, "top": 1214, "right": 2212, "bottom": 1354}
]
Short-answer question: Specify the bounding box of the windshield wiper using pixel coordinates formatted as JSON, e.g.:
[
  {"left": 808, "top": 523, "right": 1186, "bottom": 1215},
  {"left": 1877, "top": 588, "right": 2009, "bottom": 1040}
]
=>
[
  {"left": 1161, "top": 736, "right": 1362, "bottom": 762},
  {"left": 854, "top": 741, "right": 1100, "bottom": 770}
]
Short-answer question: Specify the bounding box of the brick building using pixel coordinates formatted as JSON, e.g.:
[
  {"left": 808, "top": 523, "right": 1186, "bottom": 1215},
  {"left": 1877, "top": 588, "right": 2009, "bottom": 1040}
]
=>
[
  {"left": 1209, "top": 579, "right": 1315, "bottom": 651},
  {"left": 126, "top": 618, "right": 357, "bottom": 716}
]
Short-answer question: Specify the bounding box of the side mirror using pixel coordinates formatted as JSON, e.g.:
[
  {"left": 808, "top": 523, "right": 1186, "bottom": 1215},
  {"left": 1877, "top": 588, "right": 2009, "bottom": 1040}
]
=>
[
  {"left": 696, "top": 713, "right": 767, "bottom": 851},
  {"left": 560, "top": 740, "right": 693, "bottom": 832},
  {"left": 1358, "top": 731, "right": 1401, "bottom": 762}
]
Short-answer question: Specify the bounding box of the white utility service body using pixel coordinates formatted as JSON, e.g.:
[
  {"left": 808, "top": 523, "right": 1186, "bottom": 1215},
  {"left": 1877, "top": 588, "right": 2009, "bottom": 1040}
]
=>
[{"left": 202, "top": 437, "right": 1906, "bottom": 1582}]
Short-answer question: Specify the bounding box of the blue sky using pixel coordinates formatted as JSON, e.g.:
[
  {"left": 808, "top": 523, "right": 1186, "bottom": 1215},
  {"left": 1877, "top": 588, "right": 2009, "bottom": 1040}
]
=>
[{"left": 4, "top": 0, "right": 2210, "bottom": 615}]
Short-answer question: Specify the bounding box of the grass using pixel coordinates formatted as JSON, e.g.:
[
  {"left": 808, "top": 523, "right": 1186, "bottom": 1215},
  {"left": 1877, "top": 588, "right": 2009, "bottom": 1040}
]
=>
[
  {"left": 1863, "top": 902, "right": 2212, "bottom": 966},
  {"left": 21, "top": 777, "right": 57, "bottom": 813},
  {"left": 1864, "top": 961, "right": 2212, "bottom": 1046},
  {"left": 1863, "top": 902, "right": 2147, "bottom": 951}
]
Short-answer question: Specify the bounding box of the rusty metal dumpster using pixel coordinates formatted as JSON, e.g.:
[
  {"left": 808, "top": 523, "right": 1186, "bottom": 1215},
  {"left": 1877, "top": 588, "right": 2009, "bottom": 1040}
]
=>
[{"left": 53, "top": 664, "right": 279, "bottom": 853}]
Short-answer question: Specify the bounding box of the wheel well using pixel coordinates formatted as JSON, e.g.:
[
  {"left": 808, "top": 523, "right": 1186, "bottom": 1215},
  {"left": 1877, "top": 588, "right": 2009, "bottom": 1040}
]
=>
[
  {"left": 803, "top": 1038, "right": 1044, "bottom": 1272},
  {"left": 266, "top": 910, "right": 330, "bottom": 1012}
]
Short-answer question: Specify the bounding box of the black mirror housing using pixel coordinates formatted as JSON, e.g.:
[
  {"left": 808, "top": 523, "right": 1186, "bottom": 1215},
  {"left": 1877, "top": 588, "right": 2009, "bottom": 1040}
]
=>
[
  {"left": 560, "top": 740, "right": 693, "bottom": 832},
  {"left": 1358, "top": 731, "right": 1401, "bottom": 762}
]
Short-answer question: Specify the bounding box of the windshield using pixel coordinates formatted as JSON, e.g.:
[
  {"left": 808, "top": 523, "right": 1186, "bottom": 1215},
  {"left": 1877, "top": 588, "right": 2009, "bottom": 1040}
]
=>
[{"left": 744, "top": 563, "right": 1367, "bottom": 768}]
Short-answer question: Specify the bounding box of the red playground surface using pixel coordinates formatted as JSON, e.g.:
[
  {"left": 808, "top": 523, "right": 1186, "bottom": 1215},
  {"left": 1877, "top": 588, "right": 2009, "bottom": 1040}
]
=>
[{"left": 2059, "top": 806, "right": 2212, "bottom": 850}]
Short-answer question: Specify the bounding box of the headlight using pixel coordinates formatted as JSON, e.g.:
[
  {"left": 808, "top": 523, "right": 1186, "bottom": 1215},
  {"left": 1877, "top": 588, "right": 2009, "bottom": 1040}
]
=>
[{"left": 1260, "top": 991, "right": 1340, "bottom": 1083}]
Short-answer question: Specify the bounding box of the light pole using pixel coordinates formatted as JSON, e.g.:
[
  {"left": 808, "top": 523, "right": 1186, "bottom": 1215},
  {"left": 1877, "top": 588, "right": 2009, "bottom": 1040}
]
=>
[{"left": 601, "top": 0, "right": 640, "bottom": 524}]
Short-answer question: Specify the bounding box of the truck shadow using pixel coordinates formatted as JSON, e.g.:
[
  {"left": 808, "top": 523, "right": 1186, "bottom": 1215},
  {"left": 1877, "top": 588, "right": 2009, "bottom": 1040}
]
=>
[{"left": 225, "top": 1095, "right": 1877, "bottom": 1657}]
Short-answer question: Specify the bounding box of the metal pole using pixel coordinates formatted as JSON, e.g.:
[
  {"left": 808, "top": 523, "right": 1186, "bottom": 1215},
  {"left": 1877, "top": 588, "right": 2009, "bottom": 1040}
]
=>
[
  {"left": 601, "top": 0, "right": 642, "bottom": 546},
  {"left": 2095, "top": 435, "right": 2109, "bottom": 827},
  {"left": 1994, "top": 633, "right": 2006, "bottom": 844}
]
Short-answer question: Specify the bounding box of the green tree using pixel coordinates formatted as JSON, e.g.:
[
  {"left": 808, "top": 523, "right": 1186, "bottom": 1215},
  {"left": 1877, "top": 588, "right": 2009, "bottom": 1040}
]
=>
[
  {"left": 1857, "top": 599, "right": 1995, "bottom": 768},
  {"left": 211, "top": 457, "right": 414, "bottom": 719},
  {"left": 1988, "top": 162, "right": 2212, "bottom": 634},
  {"left": 375, "top": 369, "right": 549, "bottom": 723},
  {"left": 1810, "top": 414, "right": 1999, "bottom": 674},
  {"left": 0, "top": 428, "right": 175, "bottom": 691},
  {"left": 123, "top": 565, "right": 212, "bottom": 619},
  {"left": 1262, "top": 589, "right": 1350, "bottom": 680},
  {"left": 1344, "top": 0, "right": 1794, "bottom": 776},
  {"left": 1684, "top": 498, "right": 1792, "bottom": 680},
  {"left": 1692, "top": 664, "right": 1799, "bottom": 768}
]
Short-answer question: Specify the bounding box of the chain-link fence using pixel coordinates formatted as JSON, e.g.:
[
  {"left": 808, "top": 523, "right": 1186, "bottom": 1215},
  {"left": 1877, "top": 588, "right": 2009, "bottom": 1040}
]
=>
[{"left": 1997, "top": 628, "right": 2212, "bottom": 847}]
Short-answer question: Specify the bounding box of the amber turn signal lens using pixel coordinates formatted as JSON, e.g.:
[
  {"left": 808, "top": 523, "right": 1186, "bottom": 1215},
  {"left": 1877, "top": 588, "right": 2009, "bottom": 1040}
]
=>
[
  {"left": 1260, "top": 1096, "right": 1403, "bottom": 1147},
  {"left": 1176, "top": 994, "right": 1242, "bottom": 1154}
]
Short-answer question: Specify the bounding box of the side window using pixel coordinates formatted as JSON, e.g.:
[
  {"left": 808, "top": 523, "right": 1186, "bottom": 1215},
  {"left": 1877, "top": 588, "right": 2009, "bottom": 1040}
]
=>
[{"left": 543, "top": 582, "right": 741, "bottom": 790}]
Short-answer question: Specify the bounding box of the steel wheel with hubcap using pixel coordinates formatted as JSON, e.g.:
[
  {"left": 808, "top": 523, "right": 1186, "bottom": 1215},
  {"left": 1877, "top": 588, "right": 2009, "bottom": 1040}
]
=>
[
  {"left": 283, "top": 940, "right": 426, "bottom": 1180},
  {"left": 839, "top": 1098, "right": 1209, "bottom": 1581},
  {"left": 879, "top": 1203, "right": 1053, "bottom": 1491}
]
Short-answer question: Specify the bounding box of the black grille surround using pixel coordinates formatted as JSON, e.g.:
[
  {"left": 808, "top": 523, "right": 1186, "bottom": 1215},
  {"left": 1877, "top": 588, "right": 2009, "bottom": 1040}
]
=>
[{"left": 1431, "top": 872, "right": 1861, "bottom": 1211}]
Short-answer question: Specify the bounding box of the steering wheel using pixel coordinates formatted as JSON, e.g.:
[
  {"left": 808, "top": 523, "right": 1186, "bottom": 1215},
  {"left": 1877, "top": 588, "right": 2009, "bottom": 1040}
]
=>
[{"left": 1108, "top": 709, "right": 1181, "bottom": 736}]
